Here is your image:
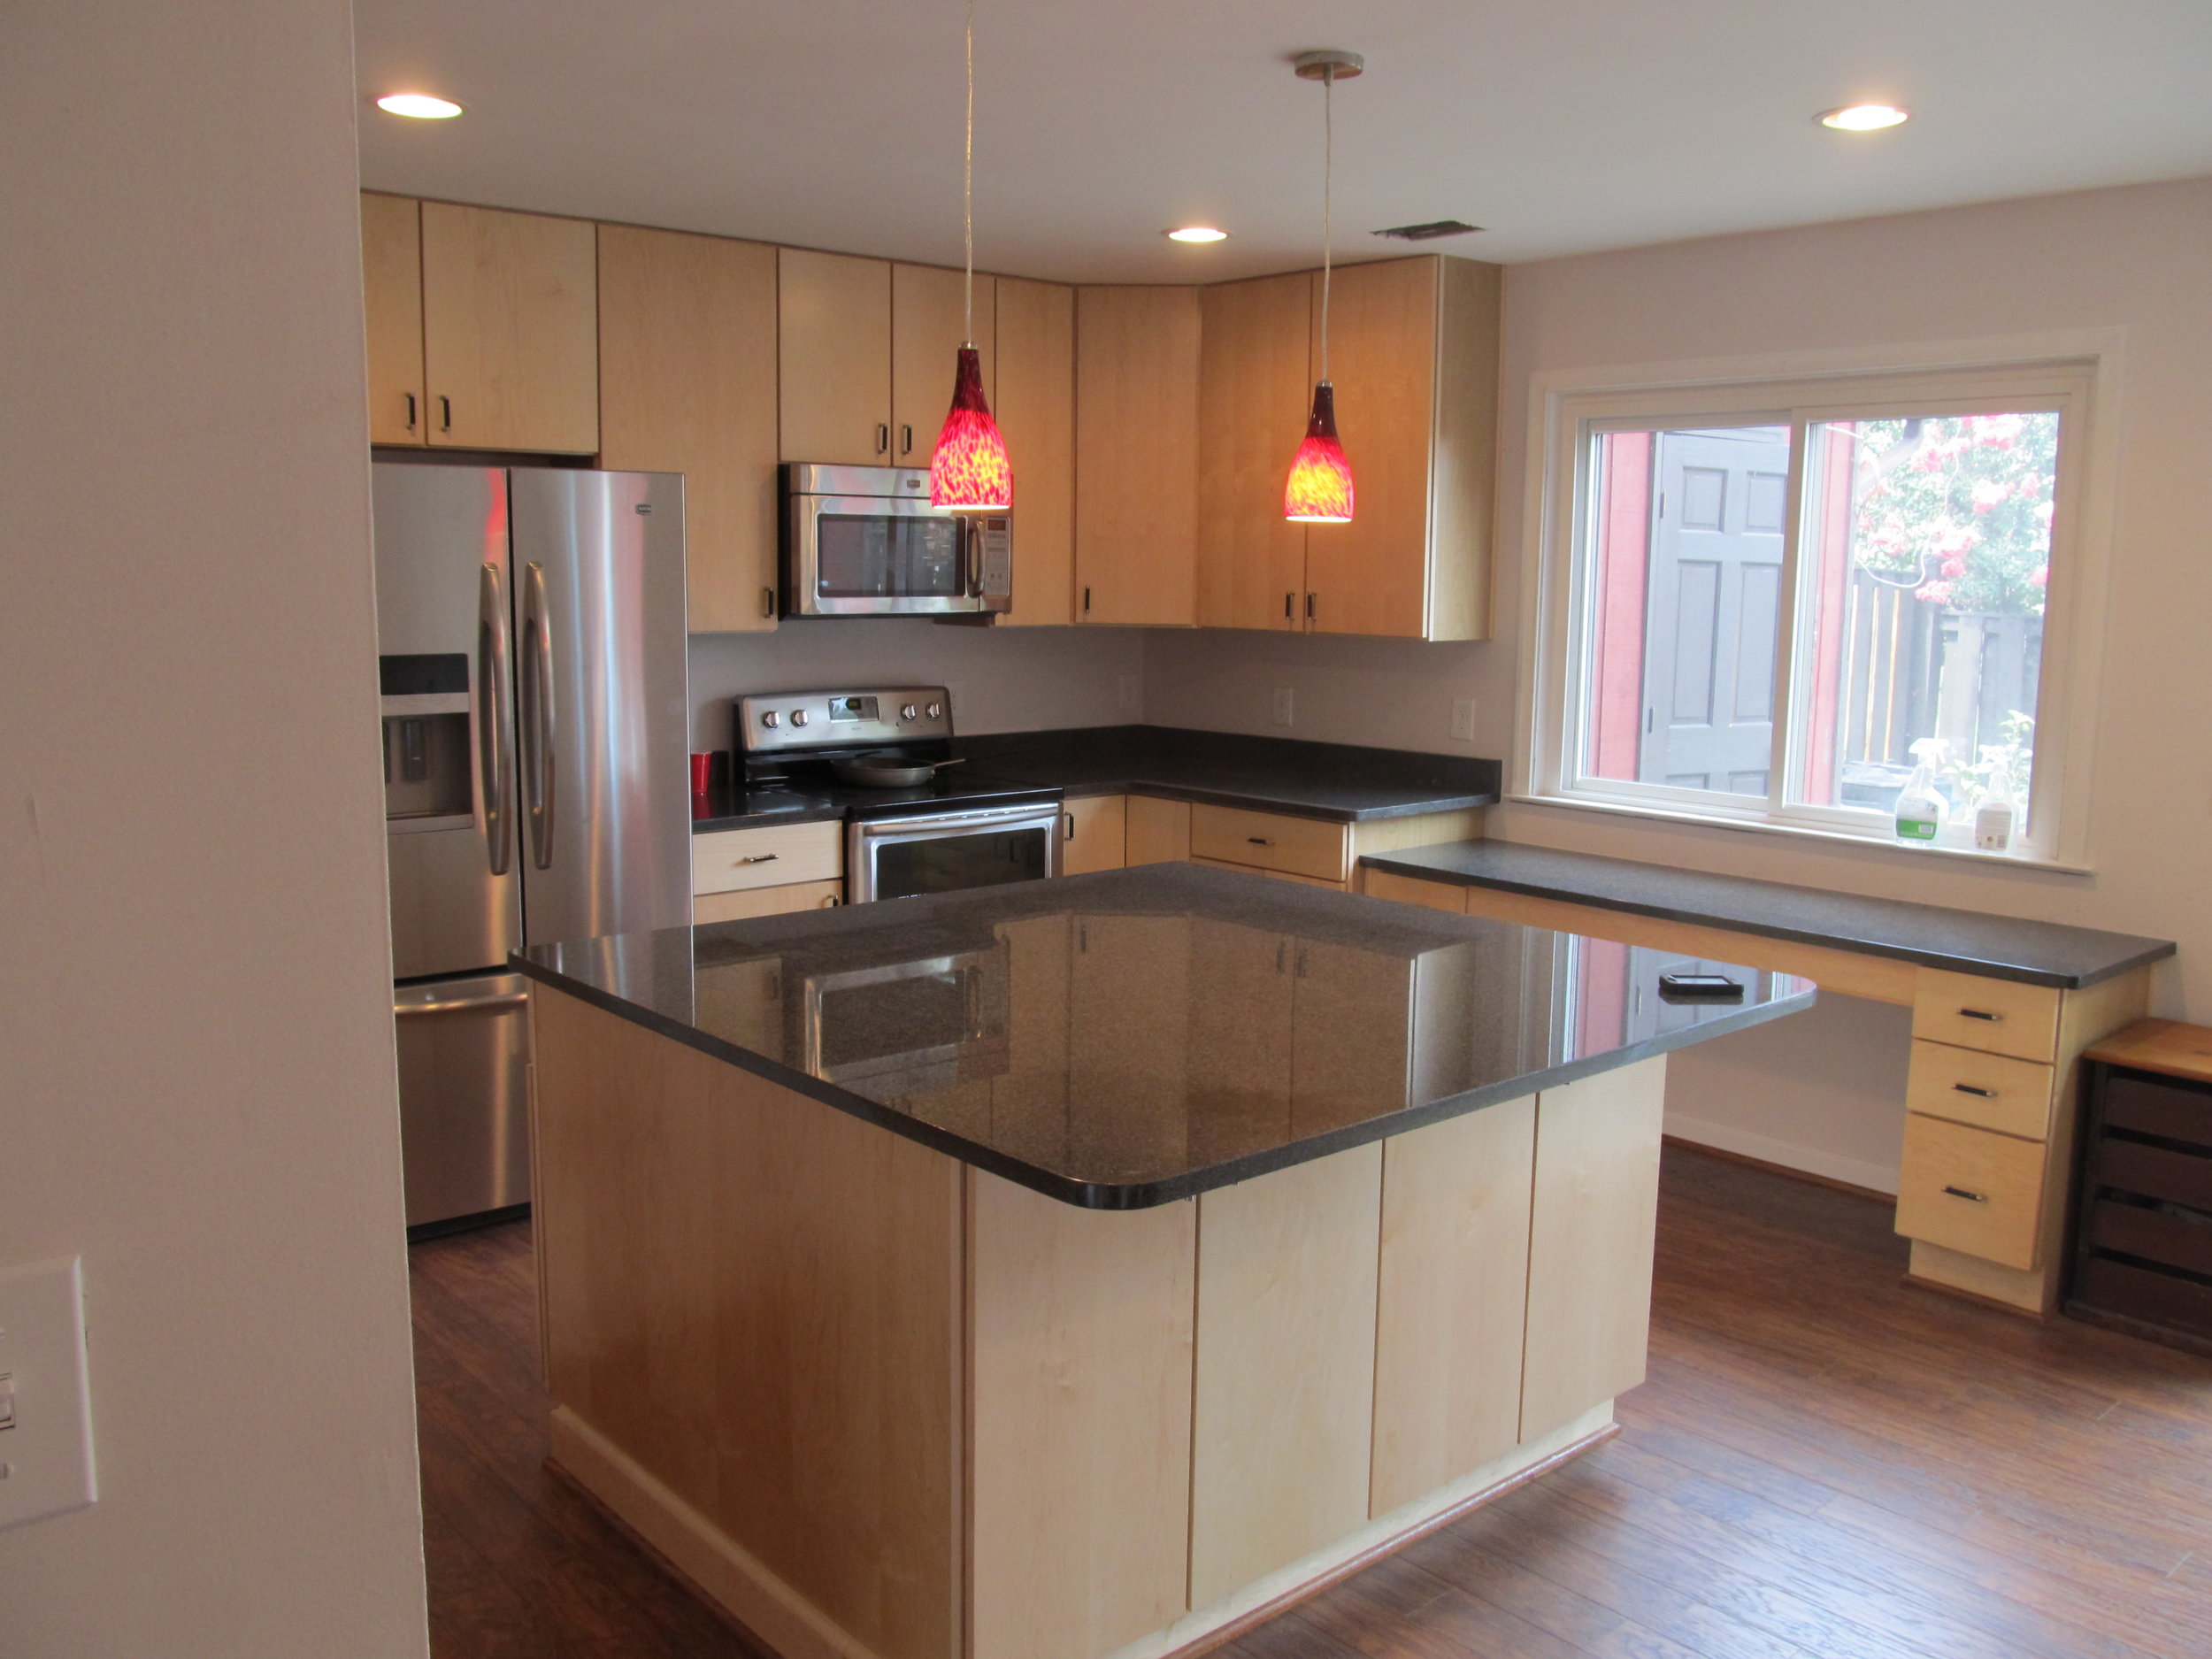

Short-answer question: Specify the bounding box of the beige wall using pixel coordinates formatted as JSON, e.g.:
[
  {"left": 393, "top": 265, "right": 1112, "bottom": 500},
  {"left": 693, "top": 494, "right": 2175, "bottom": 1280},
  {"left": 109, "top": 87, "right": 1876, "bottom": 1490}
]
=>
[
  {"left": 0, "top": 2, "right": 429, "bottom": 1653},
  {"left": 1146, "top": 176, "right": 2212, "bottom": 1183}
]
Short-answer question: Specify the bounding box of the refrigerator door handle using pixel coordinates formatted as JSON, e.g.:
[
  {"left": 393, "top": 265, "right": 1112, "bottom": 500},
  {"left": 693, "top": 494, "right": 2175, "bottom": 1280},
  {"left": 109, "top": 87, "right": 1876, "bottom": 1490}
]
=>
[
  {"left": 520, "top": 560, "right": 557, "bottom": 871},
  {"left": 477, "top": 562, "right": 516, "bottom": 876}
]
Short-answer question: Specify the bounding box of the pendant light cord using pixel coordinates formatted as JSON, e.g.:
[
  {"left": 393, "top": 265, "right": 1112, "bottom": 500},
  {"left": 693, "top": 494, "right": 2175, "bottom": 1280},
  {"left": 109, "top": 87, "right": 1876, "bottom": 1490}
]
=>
[
  {"left": 1319, "top": 63, "right": 1333, "bottom": 385},
  {"left": 963, "top": 0, "right": 975, "bottom": 345}
]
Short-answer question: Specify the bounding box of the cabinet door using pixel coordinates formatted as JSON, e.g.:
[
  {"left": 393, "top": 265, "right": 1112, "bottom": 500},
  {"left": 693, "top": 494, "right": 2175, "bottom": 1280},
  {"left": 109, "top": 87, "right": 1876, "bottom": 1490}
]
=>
[
  {"left": 692, "top": 879, "right": 843, "bottom": 925},
  {"left": 1125, "top": 796, "right": 1191, "bottom": 864},
  {"left": 420, "top": 202, "right": 599, "bottom": 454},
  {"left": 891, "top": 263, "right": 995, "bottom": 467},
  {"left": 360, "top": 193, "right": 426, "bottom": 445},
  {"left": 993, "top": 278, "right": 1076, "bottom": 626},
  {"left": 598, "top": 225, "right": 780, "bottom": 634},
  {"left": 1061, "top": 795, "right": 1126, "bottom": 875},
  {"left": 1198, "top": 273, "right": 1310, "bottom": 630},
  {"left": 778, "top": 248, "right": 892, "bottom": 465},
  {"left": 1520, "top": 1058, "right": 1666, "bottom": 1440},
  {"left": 1074, "top": 287, "right": 1200, "bottom": 626}
]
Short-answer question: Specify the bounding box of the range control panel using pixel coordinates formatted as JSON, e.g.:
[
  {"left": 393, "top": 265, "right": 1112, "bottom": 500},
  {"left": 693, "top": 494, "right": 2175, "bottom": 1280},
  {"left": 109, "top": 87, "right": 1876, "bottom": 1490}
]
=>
[{"left": 737, "top": 686, "right": 953, "bottom": 755}]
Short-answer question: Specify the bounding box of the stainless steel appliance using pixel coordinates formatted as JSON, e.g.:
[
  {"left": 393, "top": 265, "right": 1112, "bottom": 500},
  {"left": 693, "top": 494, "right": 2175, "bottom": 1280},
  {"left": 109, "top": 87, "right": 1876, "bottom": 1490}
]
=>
[
  {"left": 781, "top": 464, "right": 1011, "bottom": 617},
  {"left": 800, "top": 941, "right": 1010, "bottom": 1095},
  {"left": 733, "top": 685, "right": 1062, "bottom": 902},
  {"left": 374, "top": 462, "right": 691, "bottom": 1233}
]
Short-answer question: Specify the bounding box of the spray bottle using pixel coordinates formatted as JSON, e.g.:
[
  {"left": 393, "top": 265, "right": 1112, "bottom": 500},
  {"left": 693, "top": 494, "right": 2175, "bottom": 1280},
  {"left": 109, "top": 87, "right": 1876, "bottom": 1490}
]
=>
[
  {"left": 1893, "top": 739, "right": 1949, "bottom": 846},
  {"left": 1975, "top": 752, "right": 2018, "bottom": 854}
]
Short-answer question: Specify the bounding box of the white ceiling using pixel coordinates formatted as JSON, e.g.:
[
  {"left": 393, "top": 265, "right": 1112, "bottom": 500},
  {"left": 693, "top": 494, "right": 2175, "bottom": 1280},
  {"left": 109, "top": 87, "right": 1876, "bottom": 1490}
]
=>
[{"left": 354, "top": 0, "right": 2212, "bottom": 282}]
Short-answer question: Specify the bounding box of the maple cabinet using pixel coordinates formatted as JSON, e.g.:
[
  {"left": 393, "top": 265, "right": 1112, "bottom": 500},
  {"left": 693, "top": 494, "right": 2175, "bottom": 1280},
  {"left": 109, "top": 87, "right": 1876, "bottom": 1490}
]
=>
[
  {"left": 598, "top": 225, "right": 780, "bottom": 634},
  {"left": 360, "top": 193, "right": 427, "bottom": 445},
  {"left": 993, "top": 277, "right": 1077, "bottom": 626},
  {"left": 418, "top": 202, "right": 599, "bottom": 454},
  {"left": 1073, "top": 286, "right": 1202, "bottom": 626},
  {"left": 1197, "top": 273, "right": 1313, "bottom": 630},
  {"left": 891, "top": 262, "right": 995, "bottom": 466}
]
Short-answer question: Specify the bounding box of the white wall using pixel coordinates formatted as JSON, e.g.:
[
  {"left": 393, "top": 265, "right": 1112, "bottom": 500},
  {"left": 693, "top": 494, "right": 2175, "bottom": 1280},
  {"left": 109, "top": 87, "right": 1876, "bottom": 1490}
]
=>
[
  {"left": 689, "top": 620, "right": 1144, "bottom": 749},
  {"left": 1148, "top": 176, "right": 2212, "bottom": 1187},
  {"left": 0, "top": 3, "right": 430, "bottom": 1655}
]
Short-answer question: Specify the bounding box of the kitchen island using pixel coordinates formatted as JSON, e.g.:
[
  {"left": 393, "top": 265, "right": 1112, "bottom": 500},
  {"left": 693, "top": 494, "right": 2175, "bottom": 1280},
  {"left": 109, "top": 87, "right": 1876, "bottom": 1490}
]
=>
[{"left": 516, "top": 865, "right": 1811, "bottom": 1659}]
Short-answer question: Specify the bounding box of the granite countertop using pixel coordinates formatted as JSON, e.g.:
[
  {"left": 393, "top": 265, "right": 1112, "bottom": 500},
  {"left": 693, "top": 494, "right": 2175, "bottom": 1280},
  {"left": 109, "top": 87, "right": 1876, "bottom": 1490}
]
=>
[
  {"left": 1360, "top": 841, "right": 2177, "bottom": 990},
  {"left": 689, "top": 725, "right": 1503, "bottom": 833},
  {"left": 516, "top": 863, "right": 1811, "bottom": 1209}
]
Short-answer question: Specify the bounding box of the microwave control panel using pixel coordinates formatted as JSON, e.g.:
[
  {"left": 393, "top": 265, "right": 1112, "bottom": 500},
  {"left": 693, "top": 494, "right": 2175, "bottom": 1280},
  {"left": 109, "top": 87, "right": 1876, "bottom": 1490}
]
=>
[{"left": 738, "top": 686, "right": 953, "bottom": 754}]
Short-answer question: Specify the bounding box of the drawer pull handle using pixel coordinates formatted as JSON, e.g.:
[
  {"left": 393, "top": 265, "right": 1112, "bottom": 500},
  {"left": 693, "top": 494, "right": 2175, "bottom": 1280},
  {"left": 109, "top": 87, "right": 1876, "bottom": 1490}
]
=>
[
  {"left": 1941, "top": 1185, "right": 1989, "bottom": 1203},
  {"left": 1959, "top": 1008, "right": 2002, "bottom": 1022},
  {"left": 1248, "top": 837, "right": 1275, "bottom": 846},
  {"left": 740, "top": 853, "right": 779, "bottom": 864},
  {"left": 1952, "top": 1083, "right": 1997, "bottom": 1098}
]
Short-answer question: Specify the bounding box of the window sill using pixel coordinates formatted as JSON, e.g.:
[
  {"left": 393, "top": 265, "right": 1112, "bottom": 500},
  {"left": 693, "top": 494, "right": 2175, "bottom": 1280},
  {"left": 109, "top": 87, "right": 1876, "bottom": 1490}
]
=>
[{"left": 1508, "top": 791, "right": 2093, "bottom": 876}]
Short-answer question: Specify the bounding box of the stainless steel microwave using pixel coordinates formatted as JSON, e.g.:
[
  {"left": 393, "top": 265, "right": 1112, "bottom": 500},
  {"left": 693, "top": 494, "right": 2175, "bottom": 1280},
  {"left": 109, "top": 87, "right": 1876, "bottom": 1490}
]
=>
[{"left": 782, "top": 463, "right": 1011, "bottom": 618}]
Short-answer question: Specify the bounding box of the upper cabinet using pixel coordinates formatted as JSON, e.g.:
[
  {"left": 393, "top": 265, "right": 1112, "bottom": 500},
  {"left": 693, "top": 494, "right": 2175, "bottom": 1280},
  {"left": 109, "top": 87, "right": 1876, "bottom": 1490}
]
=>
[
  {"left": 778, "top": 249, "right": 892, "bottom": 465},
  {"left": 418, "top": 203, "right": 599, "bottom": 454},
  {"left": 777, "top": 250, "right": 999, "bottom": 469},
  {"left": 994, "top": 278, "right": 1077, "bottom": 627},
  {"left": 361, "top": 193, "right": 427, "bottom": 445},
  {"left": 1197, "top": 273, "right": 1314, "bottom": 632},
  {"left": 598, "top": 224, "right": 781, "bottom": 634},
  {"left": 892, "top": 263, "right": 995, "bottom": 468},
  {"left": 1074, "top": 286, "right": 1202, "bottom": 627},
  {"left": 1303, "top": 257, "right": 1501, "bottom": 641}
]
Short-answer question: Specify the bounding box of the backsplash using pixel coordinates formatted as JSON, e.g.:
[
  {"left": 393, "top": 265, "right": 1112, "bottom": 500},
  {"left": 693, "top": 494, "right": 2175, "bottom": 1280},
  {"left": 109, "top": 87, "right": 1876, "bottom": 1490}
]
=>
[{"left": 687, "top": 619, "right": 1145, "bottom": 750}]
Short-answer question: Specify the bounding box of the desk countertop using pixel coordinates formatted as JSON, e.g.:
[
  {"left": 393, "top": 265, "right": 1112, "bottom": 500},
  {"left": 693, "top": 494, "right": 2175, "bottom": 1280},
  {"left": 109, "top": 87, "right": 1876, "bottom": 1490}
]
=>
[{"left": 1360, "top": 841, "right": 2176, "bottom": 990}]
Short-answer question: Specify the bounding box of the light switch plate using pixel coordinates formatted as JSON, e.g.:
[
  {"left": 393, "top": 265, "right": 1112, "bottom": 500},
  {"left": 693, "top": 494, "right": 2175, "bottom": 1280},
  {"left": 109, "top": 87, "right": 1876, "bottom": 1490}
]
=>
[
  {"left": 1271, "top": 688, "right": 1294, "bottom": 727},
  {"left": 1451, "top": 698, "right": 1479, "bottom": 743},
  {"left": 0, "top": 1256, "right": 97, "bottom": 1532}
]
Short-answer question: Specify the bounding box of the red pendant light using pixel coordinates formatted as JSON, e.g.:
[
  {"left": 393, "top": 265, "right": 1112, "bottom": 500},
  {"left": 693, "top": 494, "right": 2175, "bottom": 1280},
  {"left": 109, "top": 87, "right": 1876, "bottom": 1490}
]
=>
[
  {"left": 929, "top": 0, "right": 1012, "bottom": 511},
  {"left": 1284, "top": 50, "right": 1362, "bottom": 525}
]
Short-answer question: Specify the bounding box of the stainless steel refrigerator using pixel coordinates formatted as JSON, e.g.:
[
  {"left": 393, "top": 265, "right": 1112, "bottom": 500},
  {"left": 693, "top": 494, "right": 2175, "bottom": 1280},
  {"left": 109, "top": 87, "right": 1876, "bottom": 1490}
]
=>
[{"left": 373, "top": 463, "right": 689, "bottom": 1233}]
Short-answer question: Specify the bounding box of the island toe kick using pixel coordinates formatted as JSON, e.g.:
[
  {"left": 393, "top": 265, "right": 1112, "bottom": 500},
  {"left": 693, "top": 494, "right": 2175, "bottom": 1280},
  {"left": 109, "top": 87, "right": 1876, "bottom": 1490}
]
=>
[{"left": 530, "top": 986, "right": 1671, "bottom": 1659}]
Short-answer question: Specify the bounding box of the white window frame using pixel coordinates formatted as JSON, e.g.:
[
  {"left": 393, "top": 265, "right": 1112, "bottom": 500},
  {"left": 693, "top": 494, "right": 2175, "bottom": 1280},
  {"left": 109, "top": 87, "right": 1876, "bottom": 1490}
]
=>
[{"left": 1515, "top": 332, "right": 2124, "bottom": 872}]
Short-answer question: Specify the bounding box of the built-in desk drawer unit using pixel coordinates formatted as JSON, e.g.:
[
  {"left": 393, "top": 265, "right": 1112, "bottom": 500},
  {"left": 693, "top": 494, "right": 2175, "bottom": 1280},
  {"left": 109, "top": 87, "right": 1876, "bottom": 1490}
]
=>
[
  {"left": 693, "top": 820, "right": 842, "bottom": 897},
  {"left": 1912, "top": 970, "right": 2061, "bottom": 1063},
  {"left": 1905, "top": 1041, "right": 2059, "bottom": 1141},
  {"left": 1894, "top": 1112, "right": 2047, "bottom": 1271},
  {"left": 2071, "top": 1059, "right": 2212, "bottom": 1348},
  {"left": 1188, "top": 804, "right": 1348, "bottom": 885}
]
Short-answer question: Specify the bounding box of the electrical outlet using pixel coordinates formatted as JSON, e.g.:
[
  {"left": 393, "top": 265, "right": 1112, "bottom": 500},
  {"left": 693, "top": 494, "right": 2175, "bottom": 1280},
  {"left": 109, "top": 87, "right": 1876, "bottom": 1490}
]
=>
[
  {"left": 1451, "top": 698, "right": 1479, "bottom": 743},
  {"left": 0, "top": 1257, "right": 97, "bottom": 1532},
  {"left": 1271, "top": 687, "right": 1294, "bottom": 727},
  {"left": 1117, "top": 674, "right": 1141, "bottom": 713}
]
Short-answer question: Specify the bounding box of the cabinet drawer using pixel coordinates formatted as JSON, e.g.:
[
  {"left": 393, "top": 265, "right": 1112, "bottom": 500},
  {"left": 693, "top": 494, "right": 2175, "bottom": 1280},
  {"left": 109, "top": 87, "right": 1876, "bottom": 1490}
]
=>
[
  {"left": 2102, "top": 1071, "right": 2212, "bottom": 1148},
  {"left": 1911, "top": 970, "right": 2061, "bottom": 1063},
  {"left": 1192, "top": 856, "right": 1345, "bottom": 890},
  {"left": 692, "top": 820, "right": 841, "bottom": 895},
  {"left": 2073, "top": 1256, "right": 2212, "bottom": 1342},
  {"left": 2093, "top": 1139, "right": 2212, "bottom": 1215},
  {"left": 1894, "top": 1113, "right": 2047, "bottom": 1271},
  {"left": 1905, "top": 1041, "right": 2058, "bottom": 1141},
  {"left": 694, "top": 878, "right": 843, "bottom": 924},
  {"left": 2086, "top": 1198, "right": 2212, "bottom": 1278},
  {"left": 1188, "top": 804, "right": 1348, "bottom": 883}
]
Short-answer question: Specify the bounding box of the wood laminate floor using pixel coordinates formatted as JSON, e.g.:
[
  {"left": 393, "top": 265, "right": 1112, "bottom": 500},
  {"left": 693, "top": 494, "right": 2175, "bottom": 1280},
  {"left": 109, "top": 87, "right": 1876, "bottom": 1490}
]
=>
[{"left": 411, "top": 1145, "right": 2212, "bottom": 1659}]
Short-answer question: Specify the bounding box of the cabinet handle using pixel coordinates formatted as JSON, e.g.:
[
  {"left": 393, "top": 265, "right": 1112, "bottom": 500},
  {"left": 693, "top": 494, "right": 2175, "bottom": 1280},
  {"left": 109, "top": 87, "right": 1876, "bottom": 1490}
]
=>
[
  {"left": 740, "top": 853, "right": 779, "bottom": 864},
  {"left": 875, "top": 423, "right": 890, "bottom": 455},
  {"left": 1958, "top": 1008, "right": 2002, "bottom": 1022},
  {"left": 1952, "top": 1083, "right": 1997, "bottom": 1099},
  {"left": 404, "top": 391, "right": 418, "bottom": 431},
  {"left": 1247, "top": 837, "right": 1275, "bottom": 846},
  {"left": 1082, "top": 586, "right": 1092, "bottom": 614},
  {"left": 901, "top": 423, "right": 913, "bottom": 455},
  {"left": 1940, "top": 1185, "right": 1989, "bottom": 1202},
  {"left": 1305, "top": 592, "right": 1316, "bottom": 622},
  {"left": 1284, "top": 591, "right": 1294, "bottom": 620},
  {"left": 439, "top": 395, "right": 453, "bottom": 433},
  {"left": 761, "top": 586, "right": 775, "bottom": 619},
  {"left": 1064, "top": 812, "right": 1076, "bottom": 839},
  {"left": 820, "top": 893, "right": 841, "bottom": 908}
]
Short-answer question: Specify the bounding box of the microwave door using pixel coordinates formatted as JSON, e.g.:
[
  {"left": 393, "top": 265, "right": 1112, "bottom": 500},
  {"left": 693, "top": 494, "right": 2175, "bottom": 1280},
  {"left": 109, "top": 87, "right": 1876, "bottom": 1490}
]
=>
[{"left": 793, "top": 494, "right": 972, "bottom": 616}]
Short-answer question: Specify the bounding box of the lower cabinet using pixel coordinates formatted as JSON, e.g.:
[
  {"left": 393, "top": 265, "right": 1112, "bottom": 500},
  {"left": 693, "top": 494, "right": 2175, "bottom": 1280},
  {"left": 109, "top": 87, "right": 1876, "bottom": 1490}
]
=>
[
  {"left": 691, "top": 819, "right": 842, "bottom": 921},
  {"left": 692, "top": 878, "right": 842, "bottom": 924},
  {"left": 1060, "top": 795, "right": 1127, "bottom": 875}
]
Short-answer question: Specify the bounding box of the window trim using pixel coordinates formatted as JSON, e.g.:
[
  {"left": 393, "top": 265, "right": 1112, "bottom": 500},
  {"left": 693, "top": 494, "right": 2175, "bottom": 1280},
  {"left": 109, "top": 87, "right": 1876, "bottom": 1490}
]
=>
[{"left": 1514, "top": 333, "right": 2124, "bottom": 872}]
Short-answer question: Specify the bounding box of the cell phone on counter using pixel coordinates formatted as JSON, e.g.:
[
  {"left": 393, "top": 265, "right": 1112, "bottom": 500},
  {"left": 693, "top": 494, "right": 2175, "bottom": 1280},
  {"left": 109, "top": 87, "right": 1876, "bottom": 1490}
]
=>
[{"left": 1657, "top": 972, "right": 1744, "bottom": 1004}]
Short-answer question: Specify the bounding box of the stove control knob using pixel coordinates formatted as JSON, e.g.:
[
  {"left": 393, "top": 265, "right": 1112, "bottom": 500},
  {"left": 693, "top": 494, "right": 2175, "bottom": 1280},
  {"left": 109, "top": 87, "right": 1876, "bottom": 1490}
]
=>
[
  {"left": 790, "top": 709, "right": 810, "bottom": 727},
  {"left": 926, "top": 701, "right": 944, "bottom": 720},
  {"left": 760, "top": 710, "right": 780, "bottom": 728},
  {"left": 900, "top": 703, "right": 918, "bottom": 721}
]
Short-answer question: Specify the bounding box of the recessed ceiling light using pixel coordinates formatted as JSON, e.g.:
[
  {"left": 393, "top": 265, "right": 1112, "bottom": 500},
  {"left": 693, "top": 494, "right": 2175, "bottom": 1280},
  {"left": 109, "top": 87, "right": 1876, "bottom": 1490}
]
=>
[
  {"left": 1165, "top": 227, "right": 1229, "bottom": 243},
  {"left": 376, "top": 93, "right": 464, "bottom": 119},
  {"left": 1817, "top": 104, "right": 1909, "bottom": 131}
]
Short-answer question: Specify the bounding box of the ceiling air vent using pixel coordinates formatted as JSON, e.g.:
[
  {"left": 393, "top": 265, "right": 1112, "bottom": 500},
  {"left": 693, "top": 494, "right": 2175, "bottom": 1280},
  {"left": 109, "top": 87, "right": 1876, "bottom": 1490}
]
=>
[{"left": 1371, "top": 219, "right": 1483, "bottom": 242}]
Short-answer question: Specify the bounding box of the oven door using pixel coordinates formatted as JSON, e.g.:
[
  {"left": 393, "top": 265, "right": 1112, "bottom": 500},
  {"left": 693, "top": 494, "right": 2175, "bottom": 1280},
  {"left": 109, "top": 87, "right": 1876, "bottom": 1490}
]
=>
[
  {"left": 787, "top": 491, "right": 985, "bottom": 616},
  {"left": 847, "top": 801, "right": 1064, "bottom": 902},
  {"left": 800, "top": 946, "right": 1010, "bottom": 1092}
]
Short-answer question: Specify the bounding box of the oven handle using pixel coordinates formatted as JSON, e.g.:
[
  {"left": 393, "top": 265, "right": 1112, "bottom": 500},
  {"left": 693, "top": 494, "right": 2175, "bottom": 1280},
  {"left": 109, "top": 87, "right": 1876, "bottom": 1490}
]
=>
[{"left": 856, "top": 802, "right": 1066, "bottom": 834}]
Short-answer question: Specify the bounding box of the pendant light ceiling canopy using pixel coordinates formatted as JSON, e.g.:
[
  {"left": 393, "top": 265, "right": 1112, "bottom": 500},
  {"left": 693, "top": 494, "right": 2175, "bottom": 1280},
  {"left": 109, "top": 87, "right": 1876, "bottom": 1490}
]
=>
[
  {"left": 928, "top": 0, "right": 1012, "bottom": 511},
  {"left": 1284, "top": 50, "right": 1362, "bottom": 526}
]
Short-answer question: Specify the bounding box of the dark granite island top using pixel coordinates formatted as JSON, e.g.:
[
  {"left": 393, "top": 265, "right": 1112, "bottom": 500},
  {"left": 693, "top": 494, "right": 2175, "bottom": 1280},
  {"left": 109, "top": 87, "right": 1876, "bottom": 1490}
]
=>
[
  {"left": 517, "top": 863, "right": 1811, "bottom": 1208},
  {"left": 1359, "top": 841, "right": 2176, "bottom": 990}
]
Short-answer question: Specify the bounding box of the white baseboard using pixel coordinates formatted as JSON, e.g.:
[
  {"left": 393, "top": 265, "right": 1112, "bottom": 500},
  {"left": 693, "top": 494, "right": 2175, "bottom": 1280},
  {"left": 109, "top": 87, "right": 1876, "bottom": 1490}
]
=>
[{"left": 1663, "top": 1112, "right": 1900, "bottom": 1196}]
